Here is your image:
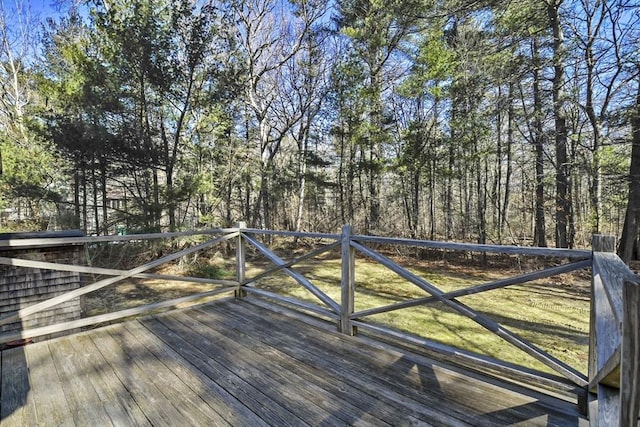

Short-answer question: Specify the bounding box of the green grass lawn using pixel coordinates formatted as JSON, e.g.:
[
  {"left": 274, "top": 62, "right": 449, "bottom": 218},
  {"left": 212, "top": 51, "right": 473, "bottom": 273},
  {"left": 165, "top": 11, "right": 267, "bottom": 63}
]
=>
[{"left": 245, "top": 251, "right": 590, "bottom": 376}]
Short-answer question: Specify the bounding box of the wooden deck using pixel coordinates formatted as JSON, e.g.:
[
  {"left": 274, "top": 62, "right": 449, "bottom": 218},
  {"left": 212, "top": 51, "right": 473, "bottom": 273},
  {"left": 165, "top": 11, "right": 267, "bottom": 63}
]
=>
[{"left": 0, "top": 298, "right": 588, "bottom": 426}]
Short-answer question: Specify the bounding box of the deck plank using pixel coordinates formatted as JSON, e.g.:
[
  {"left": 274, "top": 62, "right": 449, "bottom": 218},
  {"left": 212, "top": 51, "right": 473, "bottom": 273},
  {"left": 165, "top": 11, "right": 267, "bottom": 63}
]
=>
[
  {"left": 243, "top": 300, "right": 584, "bottom": 424},
  {"left": 139, "top": 316, "right": 309, "bottom": 427},
  {"left": 105, "top": 322, "right": 232, "bottom": 427},
  {"left": 189, "top": 302, "right": 470, "bottom": 427},
  {"left": 0, "top": 347, "right": 36, "bottom": 426},
  {"left": 65, "top": 333, "right": 150, "bottom": 426},
  {"left": 121, "top": 319, "right": 269, "bottom": 427},
  {"left": 154, "top": 311, "right": 369, "bottom": 426},
  {"left": 24, "top": 342, "right": 73, "bottom": 426},
  {"left": 0, "top": 297, "right": 589, "bottom": 427},
  {"left": 48, "top": 339, "right": 114, "bottom": 426},
  {"left": 200, "top": 300, "right": 581, "bottom": 427},
  {"left": 88, "top": 326, "right": 187, "bottom": 426}
]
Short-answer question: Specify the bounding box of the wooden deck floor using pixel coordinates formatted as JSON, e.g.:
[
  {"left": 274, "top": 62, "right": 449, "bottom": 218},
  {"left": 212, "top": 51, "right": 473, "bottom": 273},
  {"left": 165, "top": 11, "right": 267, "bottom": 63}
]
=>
[{"left": 0, "top": 298, "right": 588, "bottom": 426}]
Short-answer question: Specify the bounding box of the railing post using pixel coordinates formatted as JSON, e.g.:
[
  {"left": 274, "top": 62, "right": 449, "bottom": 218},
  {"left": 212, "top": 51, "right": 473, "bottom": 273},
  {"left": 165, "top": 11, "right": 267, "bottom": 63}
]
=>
[
  {"left": 588, "top": 234, "right": 617, "bottom": 419},
  {"left": 590, "top": 235, "right": 616, "bottom": 374},
  {"left": 621, "top": 277, "right": 640, "bottom": 426},
  {"left": 235, "top": 221, "right": 246, "bottom": 298},
  {"left": 339, "top": 225, "right": 356, "bottom": 335},
  {"left": 592, "top": 234, "right": 616, "bottom": 253}
]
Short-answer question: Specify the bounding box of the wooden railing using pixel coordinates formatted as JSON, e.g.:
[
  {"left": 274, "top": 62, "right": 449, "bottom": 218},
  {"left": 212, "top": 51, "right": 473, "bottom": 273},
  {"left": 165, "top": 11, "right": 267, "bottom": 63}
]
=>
[
  {"left": 590, "top": 235, "right": 640, "bottom": 426},
  {"left": 0, "top": 228, "right": 242, "bottom": 341},
  {"left": 0, "top": 225, "right": 638, "bottom": 425}
]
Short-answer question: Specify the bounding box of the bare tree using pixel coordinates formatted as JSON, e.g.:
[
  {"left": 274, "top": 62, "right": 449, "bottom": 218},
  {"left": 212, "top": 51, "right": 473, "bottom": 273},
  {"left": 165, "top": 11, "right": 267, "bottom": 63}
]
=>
[{"left": 228, "top": 0, "right": 327, "bottom": 229}]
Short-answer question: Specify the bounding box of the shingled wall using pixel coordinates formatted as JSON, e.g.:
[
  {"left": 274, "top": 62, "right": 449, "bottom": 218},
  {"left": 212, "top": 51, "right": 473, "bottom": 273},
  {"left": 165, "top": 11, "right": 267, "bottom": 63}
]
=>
[{"left": 0, "top": 231, "right": 84, "bottom": 342}]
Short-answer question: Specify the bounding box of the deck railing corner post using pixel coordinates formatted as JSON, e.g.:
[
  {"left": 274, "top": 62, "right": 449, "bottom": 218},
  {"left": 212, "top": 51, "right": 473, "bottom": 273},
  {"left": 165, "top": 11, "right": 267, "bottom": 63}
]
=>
[
  {"left": 588, "top": 234, "right": 617, "bottom": 420},
  {"left": 621, "top": 277, "right": 640, "bottom": 426},
  {"left": 339, "top": 225, "right": 356, "bottom": 335},
  {"left": 235, "top": 221, "right": 247, "bottom": 299},
  {"left": 591, "top": 234, "right": 616, "bottom": 253}
]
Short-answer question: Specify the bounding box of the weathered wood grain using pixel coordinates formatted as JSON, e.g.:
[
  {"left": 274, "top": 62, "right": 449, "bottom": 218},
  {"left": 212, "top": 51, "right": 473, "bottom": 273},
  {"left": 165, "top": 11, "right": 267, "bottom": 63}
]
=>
[
  {"left": 24, "top": 342, "right": 74, "bottom": 426},
  {"left": 236, "top": 222, "right": 246, "bottom": 296},
  {"left": 592, "top": 252, "right": 633, "bottom": 325},
  {"left": 353, "top": 234, "right": 593, "bottom": 258},
  {"left": 621, "top": 279, "right": 640, "bottom": 427},
  {"left": 88, "top": 326, "right": 187, "bottom": 426},
  {"left": 188, "top": 305, "right": 449, "bottom": 426},
  {"left": 140, "top": 316, "right": 304, "bottom": 427},
  {"left": 597, "top": 384, "right": 621, "bottom": 427},
  {"left": 592, "top": 234, "right": 617, "bottom": 253},
  {"left": 0, "top": 298, "right": 588, "bottom": 427},
  {"left": 110, "top": 321, "right": 233, "bottom": 426},
  {"left": 0, "top": 347, "right": 36, "bottom": 426},
  {"left": 158, "top": 311, "right": 361, "bottom": 426},
  {"left": 340, "top": 225, "right": 356, "bottom": 335},
  {"left": 202, "top": 300, "right": 585, "bottom": 427},
  {"left": 68, "top": 333, "right": 151, "bottom": 426},
  {"left": 48, "top": 338, "right": 115, "bottom": 426},
  {"left": 195, "top": 303, "right": 479, "bottom": 426}
]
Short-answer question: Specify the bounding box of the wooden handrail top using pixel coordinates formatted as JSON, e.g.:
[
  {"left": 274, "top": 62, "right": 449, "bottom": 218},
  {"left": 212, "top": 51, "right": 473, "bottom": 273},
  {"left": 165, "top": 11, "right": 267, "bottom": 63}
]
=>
[
  {"left": 353, "top": 235, "right": 593, "bottom": 258},
  {"left": 0, "top": 228, "right": 237, "bottom": 249}
]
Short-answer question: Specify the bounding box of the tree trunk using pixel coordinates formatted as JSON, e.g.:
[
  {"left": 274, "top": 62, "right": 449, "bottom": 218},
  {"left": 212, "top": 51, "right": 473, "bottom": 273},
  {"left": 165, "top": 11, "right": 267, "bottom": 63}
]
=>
[
  {"left": 548, "top": 0, "right": 570, "bottom": 248},
  {"left": 619, "top": 80, "right": 640, "bottom": 263},
  {"left": 101, "top": 158, "right": 108, "bottom": 234},
  {"left": 73, "top": 159, "right": 81, "bottom": 230},
  {"left": 494, "top": 87, "right": 504, "bottom": 241},
  {"left": 367, "top": 69, "right": 383, "bottom": 233},
  {"left": 92, "top": 158, "right": 99, "bottom": 234},
  {"left": 532, "top": 36, "right": 547, "bottom": 247},
  {"left": 502, "top": 83, "right": 513, "bottom": 235},
  {"left": 295, "top": 135, "right": 308, "bottom": 233},
  {"left": 81, "top": 162, "right": 87, "bottom": 235}
]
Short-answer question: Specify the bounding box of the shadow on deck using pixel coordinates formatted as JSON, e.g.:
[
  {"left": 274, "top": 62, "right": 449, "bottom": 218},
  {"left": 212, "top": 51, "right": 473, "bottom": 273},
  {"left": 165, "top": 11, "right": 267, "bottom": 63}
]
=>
[{"left": 0, "top": 297, "right": 588, "bottom": 426}]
